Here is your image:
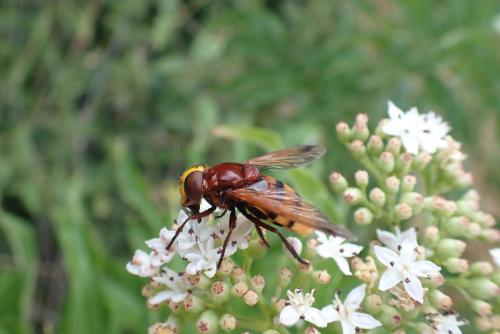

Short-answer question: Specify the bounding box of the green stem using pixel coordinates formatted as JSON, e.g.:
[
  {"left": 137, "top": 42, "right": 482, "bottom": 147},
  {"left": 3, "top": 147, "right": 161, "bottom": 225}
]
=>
[{"left": 359, "top": 155, "right": 385, "bottom": 185}]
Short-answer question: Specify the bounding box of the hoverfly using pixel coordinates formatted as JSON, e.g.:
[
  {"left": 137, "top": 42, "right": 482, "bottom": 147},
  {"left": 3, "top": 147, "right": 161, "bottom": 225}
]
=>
[{"left": 169, "top": 145, "right": 352, "bottom": 267}]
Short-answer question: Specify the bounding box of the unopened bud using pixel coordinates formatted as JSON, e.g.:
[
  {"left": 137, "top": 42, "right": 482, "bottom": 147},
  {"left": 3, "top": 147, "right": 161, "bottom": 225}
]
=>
[
  {"left": 369, "top": 187, "right": 386, "bottom": 207},
  {"left": 467, "top": 278, "right": 499, "bottom": 300},
  {"left": 352, "top": 116, "right": 370, "bottom": 141},
  {"left": 469, "top": 261, "right": 494, "bottom": 276},
  {"left": 472, "top": 300, "right": 492, "bottom": 316},
  {"left": 197, "top": 310, "right": 219, "bottom": 334},
  {"left": 354, "top": 207, "right": 374, "bottom": 225},
  {"left": 378, "top": 151, "right": 395, "bottom": 174},
  {"left": 396, "top": 153, "right": 413, "bottom": 175},
  {"left": 379, "top": 305, "right": 402, "bottom": 329},
  {"left": 400, "top": 192, "right": 424, "bottom": 213},
  {"left": 443, "top": 216, "right": 470, "bottom": 238},
  {"left": 385, "top": 176, "right": 400, "bottom": 194},
  {"left": 243, "top": 290, "right": 259, "bottom": 306},
  {"left": 251, "top": 275, "right": 266, "bottom": 293},
  {"left": 481, "top": 228, "right": 500, "bottom": 242},
  {"left": 386, "top": 137, "right": 401, "bottom": 156},
  {"left": 312, "top": 270, "right": 331, "bottom": 284},
  {"left": 219, "top": 314, "right": 237, "bottom": 331},
  {"left": 364, "top": 294, "right": 383, "bottom": 314},
  {"left": 429, "top": 290, "right": 453, "bottom": 310},
  {"left": 247, "top": 237, "right": 267, "bottom": 259},
  {"left": 336, "top": 122, "right": 351, "bottom": 142},
  {"left": 401, "top": 175, "right": 417, "bottom": 192},
  {"left": 232, "top": 281, "right": 249, "bottom": 296},
  {"left": 279, "top": 267, "right": 293, "bottom": 287},
  {"left": 432, "top": 197, "right": 457, "bottom": 218},
  {"left": 343, "top": 187, "right": 363, "bottom": 205},
  {"left": 184, "top": 294, "right": 204, "bottom": 314},
  {"left": 218, "top": 258, "right": 235, "bottom": 276},
  {"left": 210, "top": 281, "right": 230, "bottom": 303},
  {"left": 443, "top": 258, "right": 469, "bottom": 273},
  {"left": 423, "top": 226, "right": 440, "bottom": 246},
  {"left": 304, "top": 326, "right": 322, "bottom": 334},
  {"left": 330, "top": 172, "right": 348, "bottom": 193},
  {"left": 149, "top": 318, "right": 180, "bottom": 334},
  {"left": 231, "top": 267, "right": 246, "bottom": 282},
  {"left": 168, "top": 301, "right": 181, "bottom": 313},
  {"left": 354, "top": 170, "right": 369, "bottom": 188},
  {"left": 436, "top": 239, "right": 466, "bottom": 259},
  {"left": 367, "top": 135, "right": 384, "bottom": 155},
  {"left": 412, "top": 152, "right": 432, "bottom": 170},
  {"left": 275, "top": 299, "right": 287, "bottom": 312},
  {"left": 455, "top": 172, "right": 473, "bottom": 188},
  {"left": 395, "top": 203, "right": 413, "bottom": 221},
  {"left": 349, "top": 140, "right": 366, "bottom": 158},
  {"left": 424, "top": 272, "right": 445, "bottom": 288}
]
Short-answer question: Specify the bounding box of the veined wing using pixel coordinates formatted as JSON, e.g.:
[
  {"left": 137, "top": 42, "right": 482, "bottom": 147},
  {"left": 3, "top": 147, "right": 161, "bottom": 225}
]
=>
[
  {"left": 244, "top": 145, "right": 326, "bottom": 170},
  {"left": 229, "top": 177, "right": 353, "bottom": 239}
]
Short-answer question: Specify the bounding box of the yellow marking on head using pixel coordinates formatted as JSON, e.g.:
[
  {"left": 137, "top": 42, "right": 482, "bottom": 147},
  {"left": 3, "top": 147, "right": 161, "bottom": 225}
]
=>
[{"left": 178, "top": 164, "right": 207, "bottom": 206}]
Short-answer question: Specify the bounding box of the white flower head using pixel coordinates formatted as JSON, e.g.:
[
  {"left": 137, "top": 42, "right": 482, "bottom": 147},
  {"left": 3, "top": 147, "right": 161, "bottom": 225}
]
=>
[
  {"left": 174, "top": 210, "right": 214, "bottom": 255},
  {"left": 321, "top": 284, "right": 381, "bottom": 334},
  {"left": 315, "top": 231, "right": 363, "bottom": 275},
  {"left": 126, "top": 249, "right": 159, "bottom": 277},
  {"left": 279, "top": 288, "right": 327, "bottom": 328},
  {"left": 376, "top": 227, "right": 417, "bottom": 252},
  {"left": 425, "top": 312, "right": 467, "bottom": 334},
  {"left": 184, "top": 237, "right": 221, "bottom": 278},
  {"left": 148, "top": 268, "right": 192, "bottom": 306},
  {"left": 490, "top": 248, "right": 500, "bottom": 267},
  {"left": 375, "top": 243, "right": 441, "bottom": 303},
  {"left": 215, "top": 213, "right": 254, "bottom": 254},
  {"left": 145, "top": 227, "right": 176, "bottom": 266},
  {"left": 382, "top": 101, "right": 450, "bottom": 154}
]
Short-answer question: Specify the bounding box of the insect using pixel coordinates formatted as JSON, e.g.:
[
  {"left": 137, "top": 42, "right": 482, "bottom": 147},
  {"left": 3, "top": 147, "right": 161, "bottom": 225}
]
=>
[{"left": 169, "top": 145, "right": 352, "bottom": 268}]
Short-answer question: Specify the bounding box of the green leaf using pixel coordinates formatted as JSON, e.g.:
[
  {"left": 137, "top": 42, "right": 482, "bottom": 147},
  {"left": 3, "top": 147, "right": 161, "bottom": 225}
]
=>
[{"left": 212, "top": 126, "right": 283, "bottom": 151}]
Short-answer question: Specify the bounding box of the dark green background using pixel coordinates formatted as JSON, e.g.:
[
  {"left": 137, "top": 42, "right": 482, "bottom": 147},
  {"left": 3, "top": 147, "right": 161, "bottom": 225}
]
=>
[{"left": 1, "top": 1, "right": 499, "bottom": 333}]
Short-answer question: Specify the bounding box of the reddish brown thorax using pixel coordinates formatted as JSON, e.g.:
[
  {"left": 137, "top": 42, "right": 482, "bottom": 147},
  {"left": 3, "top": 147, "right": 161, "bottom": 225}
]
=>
[{"left": 203, "top": 163, "right": 260, "bottom": 191}]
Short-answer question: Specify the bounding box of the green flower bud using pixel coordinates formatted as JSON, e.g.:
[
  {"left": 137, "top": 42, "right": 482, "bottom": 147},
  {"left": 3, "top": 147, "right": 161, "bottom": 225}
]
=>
[
  {"left": 232, "top": 281, "right": 249, "bottom": 296},
  {"left": 401, "top": 175, "right": 417, "bottom": 192},
  {"left": 466, "top": 278, "right": 499, "bottom": 300},
  {"left": 304, "top": 327, "right": 322, "bottom": 334},
  {"left": 367, "top": 135, "right": 384, "bottom": 155},
  {"left": 378, "top": 151, "right": 395, "bottom": 174},
  {"left": 149, "top": 319, "right": 180, "bottom": 334},
  {"left": 364, "top": 294, "right": 383, "bottom": 314},
  {"left": 231, "top": 267, "right": 246, "bottom": 283},
  {"left": 422, "top": 272, "right": 445, "bottom": 288},
  {"left": 396, "top": 152, "right": 413, "bottom": 175},
  {"left": 384, "top": 176, "right": 400, "bottom": 194},
  {"left": 429, "top": 289, "right": 453, "bottom": 310},
  {"left": 243, "top": 289, "right": 259, "bottom": 306},
  {"left": 349, "top": 140, "right": 366, "bottom": 158},
  {"left": 312, "top": 270, "right": 331, "bottom": 285},
  {"left": 472, "top": 300, "right": 492, "bottom": 316},
  {"left": 412, "top": 152, "right": 432, "bottom": 170},
  {"left": 456, "top": 199, "right": 477, "bottom": 217},
  {"left": 400, "top": 192, "right": 424, "bottom": 214},
  {"left": 197, "top": 310, "right": 219, "bottom": 334},
  {"left": 395, "top": 203, "right": 413, "bottom": 221},
  {"left": 218, "top": 258, "right": 235, "bottom": 276},
  {"left": 354, "top": 170, "right": 369, "bottom": 189},
  {"left": 369, "top": 187, "right": 386, "bottom": 207},
  {"left": 443, "top": 216, "right": 470, "bottom": 237},
  {"left": 435, "top": 239, "right": 466, "bottom": 259},
  {"left": 375, "top": 119, "right": 389, "bottom": 138},
  {"left": 480, "top": 228, "right": 500, "bottom": 242},
  {"left": 455, "top": 172, "right": 473, "bottom": 188},
  {"left": 352, "top": 115, "right": 370, "bottom": 141},
  {"left": 329, "top": 172, "right": 348, "bottom": 193},
  {"left": 354, "top": 207, "right": 374, "bottom": 225},
  {"left": 431, "top": 197, "right": 457, "bottom": 218},
  {"left": 219, "top": 314, "right": 237, "bottom": 332},
  {"left": 247, "top": 237, "right": 267, "bottom": 259},
  {"left": 469, "top": 261, "right": 494, "bottom": 276},
  {"left": 343, "top": 187, "right": 363, "bottom": 205},
  {"left": 386, "top": 137, "right": 401, "bottom": 156},
  {"left": 422, "top": 226, "right": 440, "bottom": 247},
  {"left": 443, "top": 258, "right": 469, "bottom": 273},
  {"left": 184, "top": 294, "right": 204, "bottom": 314},
  {"left": 378, "top": 305, "right": 402, "bottom": 329},
  {"left": 251, "top": 275, "right": 266, "bottom": 293},
  {"left": 278, "top": 267, "right": 293, "bottom": 287},
  {"left": 336, "top": 122, "right": 351, "bottom": 142},
  {"left": 491, "top": 270, "right": 500, "bottom": 285},
  {"left": 210, "top": 281, "right": 230, "bottom": 303}
]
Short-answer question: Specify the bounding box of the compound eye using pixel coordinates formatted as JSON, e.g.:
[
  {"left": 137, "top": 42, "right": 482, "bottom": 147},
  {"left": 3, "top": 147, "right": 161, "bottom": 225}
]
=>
[{"left": 183, "top": 171, "right": 203, "bottom": 206}]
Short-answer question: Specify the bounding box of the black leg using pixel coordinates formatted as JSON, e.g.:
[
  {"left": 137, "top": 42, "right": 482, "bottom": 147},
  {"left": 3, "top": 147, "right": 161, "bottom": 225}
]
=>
[
  {"left": 239, "top": 207, "right": 308, "bottom": 265},
  {"left": 167, "top": 206, "right": 216, "bottom": 250},
  {"left": 217, "top": 208, "right": 236, "bottom": 268},
  {"left": 215, "top": 209, "right": 228, "bottom": 219},
  {"left": 254, "top": 223, "right": 270, "bottom": 248}
]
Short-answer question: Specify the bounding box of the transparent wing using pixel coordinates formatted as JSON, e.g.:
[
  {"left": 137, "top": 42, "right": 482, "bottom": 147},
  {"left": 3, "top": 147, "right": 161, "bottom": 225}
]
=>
[
  {"left": 244, "top": 145, "right": 326, "bottom": 170},
  {"left": 229, "top": 178, "right": 353, "bottom": 239}
]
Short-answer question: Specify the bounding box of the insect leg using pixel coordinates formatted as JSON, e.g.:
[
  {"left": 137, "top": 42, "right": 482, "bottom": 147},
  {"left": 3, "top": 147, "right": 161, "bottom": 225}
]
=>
[
  {"left": 215, "top": 209, "right": 228, "bottom": 219},
  {"left": 217, "top": 208, "right": 236, "bottom": 269},
  {"left": 236, "top": 205, "right": 269, "bottom": 248},
  {"left": 239, "top": 207, "right": 308, "bottom": 265},
  {"left": 166, "top": 206, "right": 217, "bottom": 250}
]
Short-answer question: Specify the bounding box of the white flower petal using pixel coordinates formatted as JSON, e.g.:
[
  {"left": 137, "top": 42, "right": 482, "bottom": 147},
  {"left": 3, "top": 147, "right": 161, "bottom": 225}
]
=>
[
  {"left": 350, "top": 312, "right": 382, "bottom": 329},
  {"left": 340, "top": 319, "right": 356, "bottom": 334},
  {"left": 284, "top": 237, "right": 303, "bottom": 257},
  {"left": 400, "top": 227, "right": 418, "bottom": 247},
  {"left": 333, "top": 255, "right": 352, "bottom": 276},
  {"left": 304, "top": 307, "right": 328, "bottom": 328},
  {"left": 344, "top": 284, "right": 366, "bottom": 309},
  {"left": 378, "top": 269, "right": 402, "bottom": 291},
  {"left": 341, "top": 243, "right": 363, "bottom": 256},
  {"left": 148, "top": 291, "right": 174, "bottom": 305},
  {"left": 376, "top": 229, "right": 397, "bottom": 249},
  {"left": 403, "top": 272, "right": 424, "bottom": 303},
  {"left": 401, "top": 135, "right": 420, "bottom": 154},
  {"left": 280, "top": 305, "right": 301, "bottom": 326},
  {"left": 316, "top": 243, "right": 333, "bottom": 258},
  {"left": 374, "top": 245, "right": 399, "bottom": 267},
  {"left": 388, "top": 101, "right": 404, "bottom": 120},
  {"left": 171, "top": 292, "right": 188, "bottom": 303},
  {"left": 490, "top": 248, "right": 500, "bottom": 267},
  {"left": 321, "top": 305, "right": 340, "bottom": 323},
  {"left": 412, "top": 260, "right": 441, "bottom": 277}
]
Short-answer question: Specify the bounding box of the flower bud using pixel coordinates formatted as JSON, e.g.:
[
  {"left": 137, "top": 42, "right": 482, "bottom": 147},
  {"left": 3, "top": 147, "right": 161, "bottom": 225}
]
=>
[
  {"left": 184, "top": 294, "right": 204, "bottom": 314},
  {"left": 354, "top": 207, "right": 374, "bottom": 225},
  {"left": 247, "top": 237, "right": 267, "bottom": 259},
  {"left": 431, "top": 197, "right": 457, "bottom": 218},
  {"left": 263, "top": 330, "right": 280, "bottom": 334},
  {"left": 401, "top": 175, "right": 417, "bottom": 192},
  {"left": 168, "top": 301, "right": 182, "bottom": 313},
  {"left": 369, "top": 187, "right": 386, "bottom": 207},
  {"left": 304, "top": 327, "right": 322, "bottom": 334},
  {"left": 385, "top": 176, "right": 400, "bottom": 194},
  {"left": 352, "top": 116, "right": 370, "bottom": 141},
  {"left": 423, "top": 226, "right": 440, "bottom": 246},
  {"left": 456, "top": 199, "right": 477, "bottom": 217},
  {"left": 336, "top": 122, "right": 351, "bottom": 142},
  {"left": 210, "top": 281, "right": 230, "bottom": 303},
  {"left": 329, "top": 172, "right": 348, "bottom": 193},
  {"left": 243, "top": 290, "right": 259, "bottom": 306},
  {"left": 231, "top": 267, "right": 246, "bottom": 283},
  {"left": 480, "top": 228, "right": 500, "bottom": 242},
  {"left": 218, "top": 258, "right": 235, "bottom": 276},
  {"left": 469, "top": 261, "right": 494, "bottom": 276},
  {"left": 466, "top": 278, "right": 499, "bottom": 300},
  {"left": 349, "top": 140, "right": 366, "bottom": 158},
  {"left": 472, "top": 300, "right": 492, "bottom": 316},
  {"left": 492, "top": 271, "right": 500, "bottom": 285},
  {"left": 278, "top": 267, "right": 293, "bottom": 287},
  {"left": 219, "top": 314, "right": 237, "bottom": 331},
  {"left": 400, "top": 192, "right": 424, "bottom": 214},
  {"left": 412, "top": 152, "right": 432, "bottom": 170},
  {"left": 312, "top": 270, "right": 331, "bottom": 284},
  {"left": 378, "top": 152, "right": 395, "bottom": 174},
  {"left": 379, "top": 305, "right": 402, "bottom": 329},
  {"left": 443, "top": 258, "right": 469, "bottom": 273},
  {"left": 435, "top": 239, "right": 466, "bottom": 259},
  {"left": 232, "top": 281, "right": 249, "bottom": 296},
  {"left": 343, "top": 187, "right": 363, "bottom": 205},
  {"left": 386, "top": 137, "right": 401, "bottom": 156},
  {"left": 197, "top": 310, "right": 219, "bottom": 334},
  {"left": 429, "top": 290, "right": 453, "bottom": 310},
  {"left": 275, "top": 298, "right": 287, "bottom": 312},
  {"left": 367, "top": 135, "right": 384, "bottom": 155},
  {"left": 364, "top": 294, "right": 383, "bottom": 314},
  {"left": 423, "top": 272, "right": 445, "bottom": 288},
  {"left": 149, "top": 316, "right": 180, "bottom": 334},
  {"left": 395, "top": 203, "right": 413, "bottom": 221},
  {"left": 396, "top": 152, "right": 413, "bottom": 175},
  {"left": 305, "top": 239, "right": 319, "bottom": 259},
  {"left": 251, "top": 275, "right": 266, "bottom": 293},
  {"left": 354, "top": 170, "right": 369, "bottom": 189},
  {"left": 455, "top": 172, "right": 473, "bottom": 188},
  {"left": 462, "top": 189, "right": 480, "bottom": 202}
]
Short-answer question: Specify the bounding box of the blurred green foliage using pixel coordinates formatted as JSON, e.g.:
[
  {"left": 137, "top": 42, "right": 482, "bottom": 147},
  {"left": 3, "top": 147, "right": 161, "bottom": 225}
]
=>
[{"left": 0, "top": 0, "right": 499, "bottom": 333}]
